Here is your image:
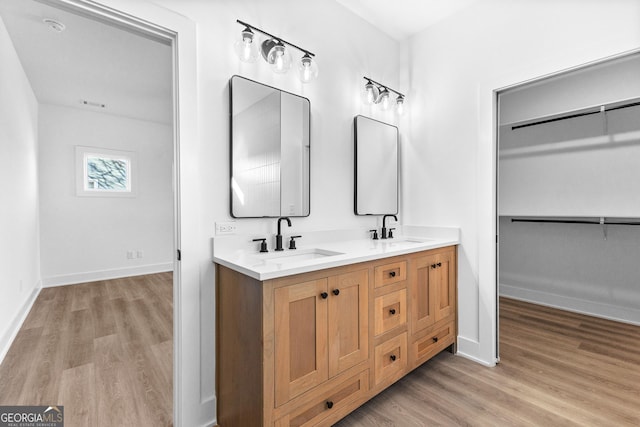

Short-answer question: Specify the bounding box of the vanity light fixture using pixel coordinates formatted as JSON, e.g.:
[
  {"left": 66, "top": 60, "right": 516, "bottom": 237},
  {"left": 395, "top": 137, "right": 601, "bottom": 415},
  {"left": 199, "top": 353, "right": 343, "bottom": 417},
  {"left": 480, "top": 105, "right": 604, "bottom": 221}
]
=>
[
  {"left": 362, "top": 76, "right": 407, "bottom": 115},
  {"left": 235, "top": 20, "right": 318, "bottom": 83},
  {"left": 234, "top": 25, "right": 258, "bottom": 63}
]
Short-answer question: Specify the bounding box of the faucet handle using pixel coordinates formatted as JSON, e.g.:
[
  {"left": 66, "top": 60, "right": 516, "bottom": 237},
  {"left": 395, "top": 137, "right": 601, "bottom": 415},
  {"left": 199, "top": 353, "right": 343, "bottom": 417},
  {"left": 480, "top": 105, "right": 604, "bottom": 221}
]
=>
[
  {"left": 369, "top": 229, "right": 379, "bottom": 240},
  {"left": 388, "top": 228, "right": 395, "bottom": 238},
  {"left": 252, "top": 238, "right": 268, "bottom": 253},
  {"left": 289, "top": 235, "right": 302, "bottom": 250}
]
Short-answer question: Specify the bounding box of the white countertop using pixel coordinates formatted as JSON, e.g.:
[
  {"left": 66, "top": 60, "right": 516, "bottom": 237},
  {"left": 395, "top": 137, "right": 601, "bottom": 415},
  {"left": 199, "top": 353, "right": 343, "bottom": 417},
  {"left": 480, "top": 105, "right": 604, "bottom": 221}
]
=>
[{"left": 213, "top": 225, "right": 460, "bottom": 281}]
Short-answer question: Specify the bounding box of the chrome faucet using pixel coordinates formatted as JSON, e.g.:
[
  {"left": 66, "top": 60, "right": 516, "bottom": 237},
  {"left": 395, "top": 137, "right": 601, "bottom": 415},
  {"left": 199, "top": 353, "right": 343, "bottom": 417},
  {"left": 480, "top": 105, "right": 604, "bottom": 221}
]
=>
[
  {"left": 381, "top": 214, "right": 397, "bottom": 239},
  {"left": 275, "top": 217, "right": 291, "bottom": 251}
]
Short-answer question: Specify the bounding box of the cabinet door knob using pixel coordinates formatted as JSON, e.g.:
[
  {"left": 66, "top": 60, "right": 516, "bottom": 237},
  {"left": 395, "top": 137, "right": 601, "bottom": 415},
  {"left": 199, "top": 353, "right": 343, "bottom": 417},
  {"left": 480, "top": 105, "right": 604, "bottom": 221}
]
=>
[
  {"left": 389, "top": 271, "right": 396, "bottom": 277},
  {"left": 320, "top": 292, "right": 328, "bottom": 299},
  {"left": 437, "top": 262, "right": 442, "bottom": 267},
  {"left": 332, "top": 289, "right": 340, "bottom": 296},
  {"left": 389, "top": 308, "right": 396, "bottom": 315},
  {"left": 433, "top": 336, "right": 438, "bottom": 343},
  {"left": 431, "top": 264, "right": 437, "bottom": 269},
  {"left": 390, "top": 354, "right": 397, "bottom": 361},
  {"left": 326, "top": 401, "right": 334, "bottom": 409}
]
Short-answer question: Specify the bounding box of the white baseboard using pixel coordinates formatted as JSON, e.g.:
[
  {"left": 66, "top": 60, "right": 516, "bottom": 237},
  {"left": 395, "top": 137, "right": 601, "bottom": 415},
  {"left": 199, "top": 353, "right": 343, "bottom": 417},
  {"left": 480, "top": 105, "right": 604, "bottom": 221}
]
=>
[
  {"left": 0, "top": 282, "right": 41, "bottom": 365},
  {"left": 500, "top": 283, "right": 640, "bottom": 326},
  {"left": 456, "top": 336, "right": 496, "bottom": 367},
  {"left": 42, "top": 263, "right": 174, "bottom": 287}
]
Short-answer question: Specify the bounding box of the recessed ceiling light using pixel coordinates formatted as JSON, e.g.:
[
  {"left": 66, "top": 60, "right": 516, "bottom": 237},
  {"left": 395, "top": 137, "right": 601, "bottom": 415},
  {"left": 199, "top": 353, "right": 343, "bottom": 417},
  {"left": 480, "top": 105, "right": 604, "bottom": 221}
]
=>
[{"left": 43, "top": 18, "right": 65, "bottom": 33}]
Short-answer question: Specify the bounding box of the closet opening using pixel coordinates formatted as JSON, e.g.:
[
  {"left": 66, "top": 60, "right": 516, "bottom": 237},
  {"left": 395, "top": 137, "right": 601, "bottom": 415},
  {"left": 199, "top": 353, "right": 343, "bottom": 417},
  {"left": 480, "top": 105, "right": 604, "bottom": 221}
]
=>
[{"left": 496, "top": 50, "right": 640, "bottom": 359}]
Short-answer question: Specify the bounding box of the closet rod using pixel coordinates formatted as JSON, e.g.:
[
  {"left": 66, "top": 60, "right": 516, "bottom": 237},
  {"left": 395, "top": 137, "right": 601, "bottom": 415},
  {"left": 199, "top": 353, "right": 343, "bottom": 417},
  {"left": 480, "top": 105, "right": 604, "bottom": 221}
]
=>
[
  {"left": 511, "top": 110, "right": 599, "bottom": 130},
  {"left": 511, "top": 99, "right": 640, "bottom": 131},
  {"left": 511, "top": 218, "right": 640, "bottom": 226}
]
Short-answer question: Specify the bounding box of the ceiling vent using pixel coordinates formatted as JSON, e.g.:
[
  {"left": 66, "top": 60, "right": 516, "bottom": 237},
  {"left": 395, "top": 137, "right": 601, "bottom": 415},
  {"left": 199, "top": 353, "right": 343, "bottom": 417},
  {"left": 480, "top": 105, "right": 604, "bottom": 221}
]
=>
[{"left": 80, "top": 100, "right": 106, "bottom": 108}]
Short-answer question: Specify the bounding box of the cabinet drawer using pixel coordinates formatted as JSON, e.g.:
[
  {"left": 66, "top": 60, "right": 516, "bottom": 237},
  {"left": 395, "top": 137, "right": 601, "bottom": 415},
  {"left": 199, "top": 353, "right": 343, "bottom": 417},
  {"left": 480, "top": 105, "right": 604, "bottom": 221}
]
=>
[
  {"left": 413, "top": 322, "right": 455, "bottom": 365},
  {"left": 374, "top": 332, "right": 407, "bottom": 386},
  {"left": 374, "top": 261, "right": 407, "bottom": 288},
  {"left": 275, "top": 370, "right": 369, "bottom": 427},
  {"left": 374, "top": 289, "right": 407, "bottom": 336}
]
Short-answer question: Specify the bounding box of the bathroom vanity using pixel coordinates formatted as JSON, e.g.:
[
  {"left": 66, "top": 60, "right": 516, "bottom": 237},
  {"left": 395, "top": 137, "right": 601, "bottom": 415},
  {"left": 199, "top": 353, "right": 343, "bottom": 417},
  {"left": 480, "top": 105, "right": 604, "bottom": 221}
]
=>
[{"left": 214, "top": 231, "right": 458, "bottom": 426}]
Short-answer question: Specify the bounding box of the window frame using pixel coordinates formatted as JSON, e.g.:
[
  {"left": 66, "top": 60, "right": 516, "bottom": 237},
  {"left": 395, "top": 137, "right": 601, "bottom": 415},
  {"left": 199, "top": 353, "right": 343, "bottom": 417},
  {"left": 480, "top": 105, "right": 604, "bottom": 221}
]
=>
[{"left": 75, "top": 146, "right": 138, "bottom": 197}]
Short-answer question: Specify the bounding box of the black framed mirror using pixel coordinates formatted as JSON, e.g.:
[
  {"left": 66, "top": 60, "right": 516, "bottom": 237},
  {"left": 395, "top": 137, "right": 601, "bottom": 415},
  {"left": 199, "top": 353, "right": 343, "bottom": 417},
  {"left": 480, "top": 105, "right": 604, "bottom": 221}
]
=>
[
  {"left": 230, "top": 75, "right": 310, "bottom": 218},
  {"left": 354, "top": 115, "right": 398, "bottom": 215}
]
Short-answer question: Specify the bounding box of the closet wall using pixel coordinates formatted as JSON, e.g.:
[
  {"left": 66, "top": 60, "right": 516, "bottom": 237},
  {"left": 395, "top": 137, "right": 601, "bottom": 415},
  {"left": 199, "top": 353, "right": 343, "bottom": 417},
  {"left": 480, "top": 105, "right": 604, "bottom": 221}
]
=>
[{"left": 498, "top": 53, "right": 640, "bottom": 325}]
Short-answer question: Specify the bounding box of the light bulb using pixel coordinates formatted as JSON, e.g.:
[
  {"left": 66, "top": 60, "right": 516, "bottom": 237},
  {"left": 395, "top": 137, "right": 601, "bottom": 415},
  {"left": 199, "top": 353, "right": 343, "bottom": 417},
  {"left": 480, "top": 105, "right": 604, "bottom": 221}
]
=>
[
  {"left": 234, "top": 27, "right": 258, "bottom": 63},
  {"left": 267, "top": 41, "right": 292, "bottom": 74},
  {"left": 298, "top": 54, "right": 319, "bottom": 83},
  {"left": 362, "top": 81, "right": 379, "bottom": 105},
  {"left": 396, "top": 96, "right": 405, "bottom": 115},
  {"left": 379, "top": 89, "right": 391, "bottom": 110}
]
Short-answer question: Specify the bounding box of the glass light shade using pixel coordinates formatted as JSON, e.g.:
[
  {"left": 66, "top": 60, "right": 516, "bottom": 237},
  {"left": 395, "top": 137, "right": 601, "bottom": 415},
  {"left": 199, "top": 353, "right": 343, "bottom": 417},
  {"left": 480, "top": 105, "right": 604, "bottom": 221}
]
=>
[
  {"left": 362, "top": 81, "right": 380, "bottom": 105},
  {"left": 267, "top": 42, "right": 292, "bottom": 74},
  {"left": 298, "top": 54, "right": 318, "bottom": 83},
  {"left": 378, "top": 89, "right": 391, "bottom": 111},
  {"left": 234, "top": 28, "right": 258, "bottom": 63},
  {"left": 396, "top": 96, "right": 405, "bottom": 115}
]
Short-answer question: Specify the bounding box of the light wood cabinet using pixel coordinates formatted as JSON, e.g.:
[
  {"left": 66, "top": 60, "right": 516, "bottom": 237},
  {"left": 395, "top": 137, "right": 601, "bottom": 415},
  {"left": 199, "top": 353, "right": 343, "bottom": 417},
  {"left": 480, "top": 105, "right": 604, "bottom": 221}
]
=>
[
  {"left": 216, "top": 245, "right": 456, "bottom": 426},
  {"left": 274, "top": 270, "right": 369, "bottom": 407},
  {"left": 410, "top": 247, "right": 456, "bottom": 333}
]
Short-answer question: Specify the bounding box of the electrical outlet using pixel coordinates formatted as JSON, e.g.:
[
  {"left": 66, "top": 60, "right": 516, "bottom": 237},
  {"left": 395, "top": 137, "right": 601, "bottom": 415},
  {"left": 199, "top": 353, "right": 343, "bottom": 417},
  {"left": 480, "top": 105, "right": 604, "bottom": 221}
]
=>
[
  {"left": 216, "top": 221, "right": 237, "bottom": 235},
  {"left": 137, "top": 250, "right": 144, "bottom": 259},
  {"left": 127, "top": 250, "right": 135, "bottom": 259}
]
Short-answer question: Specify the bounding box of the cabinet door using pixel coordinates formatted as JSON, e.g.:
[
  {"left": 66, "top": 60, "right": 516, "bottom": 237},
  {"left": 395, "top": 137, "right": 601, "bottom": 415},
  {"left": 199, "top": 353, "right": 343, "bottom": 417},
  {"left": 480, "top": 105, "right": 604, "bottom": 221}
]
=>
[
  {"left": 327, "top": 269, "right": 369, "bottom": 378},
  {"left": 411, "top": 250, "right": 456, "bottom": 333},
  {"left": 434, "top": 250, "right": 455, "bottom": 322},
  {"left": 410, "top": 254, "right": 437, "bottom": 332},
  {"left": 274, "top": 279, "right": 329, "bottom": 407}
]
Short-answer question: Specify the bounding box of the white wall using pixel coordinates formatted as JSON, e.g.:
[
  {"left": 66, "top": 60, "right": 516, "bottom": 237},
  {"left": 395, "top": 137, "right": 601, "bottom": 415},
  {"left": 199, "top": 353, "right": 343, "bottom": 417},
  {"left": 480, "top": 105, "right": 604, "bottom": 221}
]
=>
[
  {"left": 38, "top": 104, "right": 173, "bottom": 286},
  {"left": 0, "top": 16, "right": 40, "bottom": 360},
  {"left": 404, "top": 0, "right": 640, "bottom": 365},
  {"left": 499, "top": 217, "right": 640, "bottom": 324}
]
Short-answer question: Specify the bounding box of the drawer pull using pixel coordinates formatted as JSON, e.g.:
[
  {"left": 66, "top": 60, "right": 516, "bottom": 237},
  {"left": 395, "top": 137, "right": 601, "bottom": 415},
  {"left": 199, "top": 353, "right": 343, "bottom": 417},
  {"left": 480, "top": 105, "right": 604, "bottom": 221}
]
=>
[
  {"left": 389, "top": 271, "right": 396, "bottom": 277},
  {"left": 320, "top": 292, "right": 328, "bottom": 299},
  {"left": 437, "top": 262, "right": 442, "bottom": 267},
  {"left": 433, "top": 336, "right": 438, "bottom": 343},
  {"left": 326, "top": 401, "right": 334, "bottom": 409},
  {"left": 390, "top": 354, "right": 397, "bottom": 361},
  {"left": 389, "top": 308, "right": 396, "bottom": 315},
  {"left": 332, "top": 289, "right": 340, "bottom": 296},
  {"left": 431, "top": 264, "right": 437, "bottom": 269}
]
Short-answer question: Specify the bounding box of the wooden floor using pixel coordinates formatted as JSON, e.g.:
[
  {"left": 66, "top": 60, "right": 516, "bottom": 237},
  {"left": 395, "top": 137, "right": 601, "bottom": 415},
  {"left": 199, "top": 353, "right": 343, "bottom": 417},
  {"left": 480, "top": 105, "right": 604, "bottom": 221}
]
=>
[
  {"left": 0, "top": 272, "right": 173, "bottom": 427},
  {"left": 3, "top": 286, "right": 639, "bottom": 426},
  {"left": 336, "top": 297, "right": 640, "bottom": 426}
]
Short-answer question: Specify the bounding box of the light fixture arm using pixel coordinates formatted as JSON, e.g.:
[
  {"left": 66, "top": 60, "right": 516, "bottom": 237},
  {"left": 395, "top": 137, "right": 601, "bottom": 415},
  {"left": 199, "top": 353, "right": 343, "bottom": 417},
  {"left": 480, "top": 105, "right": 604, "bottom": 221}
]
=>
[
  {"left": 363, "top": 76, "right": 404, "bottom": 98},
  {"left": 237, "top": 20, "right": 315, "bottom": 57}
]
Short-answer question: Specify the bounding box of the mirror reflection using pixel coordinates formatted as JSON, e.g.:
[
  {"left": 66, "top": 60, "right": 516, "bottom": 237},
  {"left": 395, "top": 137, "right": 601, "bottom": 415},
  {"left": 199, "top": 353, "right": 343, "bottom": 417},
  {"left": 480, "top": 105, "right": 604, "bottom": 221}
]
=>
[
  {"left": 354, "top": 115, "right": 398, "bottom": 215},
  {"left": 230, "top": 75, "right": 310, "bottom": 217}
]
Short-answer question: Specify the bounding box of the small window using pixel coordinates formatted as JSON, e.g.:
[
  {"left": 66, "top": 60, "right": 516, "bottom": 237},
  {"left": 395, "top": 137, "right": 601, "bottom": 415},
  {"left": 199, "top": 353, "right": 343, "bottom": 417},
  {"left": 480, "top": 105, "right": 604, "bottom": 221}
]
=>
[{"left": 76, "top": 146, "right": 137, "bottom": 197}]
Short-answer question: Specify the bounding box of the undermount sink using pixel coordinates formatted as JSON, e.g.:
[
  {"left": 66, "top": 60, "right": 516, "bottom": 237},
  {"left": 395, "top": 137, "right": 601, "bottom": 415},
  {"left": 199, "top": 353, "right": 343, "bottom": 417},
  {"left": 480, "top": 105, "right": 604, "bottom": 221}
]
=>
[
  {"left": 383, "top": 238, "right": 434, "bottom": 247},
  {"left": 263, "top": 248, "right": 344, "bottom": 264}
]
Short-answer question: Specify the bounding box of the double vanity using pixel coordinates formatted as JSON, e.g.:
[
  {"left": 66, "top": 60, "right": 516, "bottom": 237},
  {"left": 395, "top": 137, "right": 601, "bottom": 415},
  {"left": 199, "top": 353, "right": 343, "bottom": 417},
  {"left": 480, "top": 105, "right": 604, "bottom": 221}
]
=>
[
  {"left": 222, "top": 75, "right": 459, "bottom": 425},
  {"left": 214, "top": 227, "right": 459, "bottom": 426}
]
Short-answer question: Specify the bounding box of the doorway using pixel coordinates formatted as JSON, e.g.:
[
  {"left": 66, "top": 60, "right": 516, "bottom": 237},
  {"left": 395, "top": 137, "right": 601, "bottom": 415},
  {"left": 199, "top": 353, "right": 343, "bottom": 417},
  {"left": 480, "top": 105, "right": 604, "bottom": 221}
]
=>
[
  {"left": 496, "top": 50, "right": 640, "bottom": 357},
  {"left": 0, "top": 0, "right": 179, "bottom": 424}
]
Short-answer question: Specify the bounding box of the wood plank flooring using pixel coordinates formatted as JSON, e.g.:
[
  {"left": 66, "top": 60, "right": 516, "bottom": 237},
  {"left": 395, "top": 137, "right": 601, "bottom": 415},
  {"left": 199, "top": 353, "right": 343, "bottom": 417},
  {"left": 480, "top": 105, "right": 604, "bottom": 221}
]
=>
[
  {"left": 0, "top": 272, "right": 173, "bottom": 427},
  {"left": 335, "top": 297, "right": 640, "bottom": 426}
]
